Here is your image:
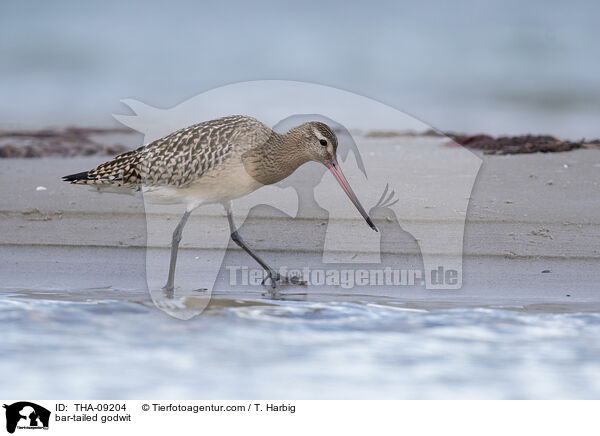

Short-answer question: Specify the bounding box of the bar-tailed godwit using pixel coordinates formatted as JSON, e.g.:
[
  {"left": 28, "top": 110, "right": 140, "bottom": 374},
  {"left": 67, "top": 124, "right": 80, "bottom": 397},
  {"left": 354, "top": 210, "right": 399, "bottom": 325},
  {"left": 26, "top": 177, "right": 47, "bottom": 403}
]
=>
[{"left": 63, "top": 115, "right": 377, "bottom": 292}]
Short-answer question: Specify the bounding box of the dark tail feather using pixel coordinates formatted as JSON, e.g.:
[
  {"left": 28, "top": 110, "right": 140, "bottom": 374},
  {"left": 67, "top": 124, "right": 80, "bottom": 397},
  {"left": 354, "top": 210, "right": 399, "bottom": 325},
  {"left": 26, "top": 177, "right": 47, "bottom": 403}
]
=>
[{"left": 62, "top": 171, "right": 90, "bottom": 182}]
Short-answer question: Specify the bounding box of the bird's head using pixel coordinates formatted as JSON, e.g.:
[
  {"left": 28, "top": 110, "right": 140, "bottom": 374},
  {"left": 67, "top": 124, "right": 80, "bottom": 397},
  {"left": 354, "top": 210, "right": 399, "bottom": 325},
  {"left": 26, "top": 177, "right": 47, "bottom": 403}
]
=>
[
  {"left": 287, "top": 121, "right": 378, "bottom": 232},
  {"left": 287, "top": 121, "right": 338, "bottom": 166}
]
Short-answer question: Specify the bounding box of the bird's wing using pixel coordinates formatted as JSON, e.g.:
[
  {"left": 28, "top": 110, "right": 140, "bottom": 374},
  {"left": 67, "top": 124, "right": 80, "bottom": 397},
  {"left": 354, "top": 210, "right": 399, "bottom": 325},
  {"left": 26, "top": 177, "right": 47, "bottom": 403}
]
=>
[{"left": 66, "top": 115, "right": 268, "bottom": 187}]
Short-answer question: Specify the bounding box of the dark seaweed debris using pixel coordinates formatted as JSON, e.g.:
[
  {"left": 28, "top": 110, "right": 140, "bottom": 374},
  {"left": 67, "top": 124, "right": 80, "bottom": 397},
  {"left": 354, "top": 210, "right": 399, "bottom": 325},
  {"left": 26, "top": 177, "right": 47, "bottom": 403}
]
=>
[
  {"left": 0, "top": 127, "right": 135, "bottom": 158},
  {"left": 447, "top": 133, "right": 589, "bottom": 155},
  {"left": 0, "top": 126, "right": 598, "bottom": 158},
  {"left": 362, "top": 129, "right": 599, "bottom": 154}
]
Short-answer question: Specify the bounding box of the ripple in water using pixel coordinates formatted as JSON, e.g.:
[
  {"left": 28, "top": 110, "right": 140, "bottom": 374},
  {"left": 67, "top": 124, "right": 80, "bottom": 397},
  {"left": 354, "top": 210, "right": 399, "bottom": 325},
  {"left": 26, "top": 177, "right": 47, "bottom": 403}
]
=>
[{"left": 1, "top": 297, "right": 600, "bottom": 399}]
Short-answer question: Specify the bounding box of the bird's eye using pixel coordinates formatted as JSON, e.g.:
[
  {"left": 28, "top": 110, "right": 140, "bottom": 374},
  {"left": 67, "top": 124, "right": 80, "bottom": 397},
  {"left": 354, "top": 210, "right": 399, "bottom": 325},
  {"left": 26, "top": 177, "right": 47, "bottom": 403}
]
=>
[{"left": 319, "top": 139, "right": 328, "bottom": 146}]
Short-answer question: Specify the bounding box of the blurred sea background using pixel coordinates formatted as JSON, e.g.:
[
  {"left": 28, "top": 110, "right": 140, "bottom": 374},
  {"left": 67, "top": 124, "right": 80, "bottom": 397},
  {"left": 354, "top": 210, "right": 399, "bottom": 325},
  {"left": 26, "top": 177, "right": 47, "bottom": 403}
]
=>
[{"left": 1, "top": 0, "right": 599, "bottom": 138}]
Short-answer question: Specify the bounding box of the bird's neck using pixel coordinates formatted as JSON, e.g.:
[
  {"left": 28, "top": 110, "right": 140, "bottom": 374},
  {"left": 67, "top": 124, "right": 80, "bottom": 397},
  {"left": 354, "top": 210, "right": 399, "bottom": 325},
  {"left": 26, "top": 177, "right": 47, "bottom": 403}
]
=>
[{"left": 242, "top": 130, "right": 310, "bottom": 185}]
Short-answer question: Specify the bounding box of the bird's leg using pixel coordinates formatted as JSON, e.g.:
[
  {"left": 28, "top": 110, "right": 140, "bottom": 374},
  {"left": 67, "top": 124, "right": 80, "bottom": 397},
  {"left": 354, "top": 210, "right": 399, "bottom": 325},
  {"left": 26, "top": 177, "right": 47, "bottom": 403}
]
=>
[
  {"left": 225, "top": 205, "right": 305, "bottom": 288},
  {"left": 226, "top": 207, "right": 278, "bottom": 288},
  {"left": 163, "top": 210, "right": 191, "bottom": 295}
]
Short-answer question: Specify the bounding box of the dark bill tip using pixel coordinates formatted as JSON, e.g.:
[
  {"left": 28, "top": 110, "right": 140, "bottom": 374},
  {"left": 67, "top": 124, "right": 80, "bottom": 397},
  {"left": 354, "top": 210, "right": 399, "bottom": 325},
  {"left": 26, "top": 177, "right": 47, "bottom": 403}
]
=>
[
  {"left": 366, "top": 216, "right": 379, "bottom": 232},
  {"left": 326, "top": 158, "right": 378, "bottom": 233}
]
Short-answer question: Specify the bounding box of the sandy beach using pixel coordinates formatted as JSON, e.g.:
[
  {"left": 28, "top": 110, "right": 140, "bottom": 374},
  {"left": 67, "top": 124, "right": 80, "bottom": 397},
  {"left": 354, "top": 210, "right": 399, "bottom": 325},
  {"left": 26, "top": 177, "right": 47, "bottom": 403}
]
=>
[{"left": 1, "top": 133, "right": 598, "bottom": 312}]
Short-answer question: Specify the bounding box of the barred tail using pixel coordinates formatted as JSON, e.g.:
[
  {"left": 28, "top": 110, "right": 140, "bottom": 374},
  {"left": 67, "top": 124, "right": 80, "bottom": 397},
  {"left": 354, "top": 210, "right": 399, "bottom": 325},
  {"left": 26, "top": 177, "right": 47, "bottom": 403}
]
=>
[
  {"left": 62, "top": 148, "right": 141, "bottom": 186},
  {"left": 62, "top": 171, "right": 91, "bottom": 183}
]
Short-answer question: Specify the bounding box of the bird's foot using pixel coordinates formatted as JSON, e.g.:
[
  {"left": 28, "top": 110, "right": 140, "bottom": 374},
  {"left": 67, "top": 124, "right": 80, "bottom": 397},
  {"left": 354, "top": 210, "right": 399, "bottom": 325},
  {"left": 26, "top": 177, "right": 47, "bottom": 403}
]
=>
[
  {"left": 262, "top": 270, "right": 307, "bottom": 288},
  {"left": 282, "top": 273, "right": 307, "bottom": 286},
  {"left": 162, "top": 284, "right": 175, "bottom": 298}
]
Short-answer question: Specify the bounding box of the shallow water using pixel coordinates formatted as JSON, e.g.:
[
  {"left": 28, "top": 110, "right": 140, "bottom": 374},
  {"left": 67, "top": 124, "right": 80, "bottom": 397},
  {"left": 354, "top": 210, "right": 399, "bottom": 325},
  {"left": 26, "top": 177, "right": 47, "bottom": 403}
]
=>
[{"left": 2, "top": 292, "right": 599, "bottom": 399}]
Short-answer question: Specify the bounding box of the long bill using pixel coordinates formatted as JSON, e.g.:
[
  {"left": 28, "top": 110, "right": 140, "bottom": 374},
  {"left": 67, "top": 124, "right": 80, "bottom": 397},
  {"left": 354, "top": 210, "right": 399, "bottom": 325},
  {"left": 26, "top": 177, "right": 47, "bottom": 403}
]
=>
[{"left": 326, "top": 157, "right": 378, "bottom": 232}]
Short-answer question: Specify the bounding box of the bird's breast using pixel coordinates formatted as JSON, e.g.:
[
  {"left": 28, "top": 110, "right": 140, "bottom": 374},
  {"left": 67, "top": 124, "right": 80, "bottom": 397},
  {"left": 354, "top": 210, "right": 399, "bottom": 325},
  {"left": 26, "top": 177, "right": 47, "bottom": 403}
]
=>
[{"left": 183, "top": 158, "right": 264, "bottom": 206}]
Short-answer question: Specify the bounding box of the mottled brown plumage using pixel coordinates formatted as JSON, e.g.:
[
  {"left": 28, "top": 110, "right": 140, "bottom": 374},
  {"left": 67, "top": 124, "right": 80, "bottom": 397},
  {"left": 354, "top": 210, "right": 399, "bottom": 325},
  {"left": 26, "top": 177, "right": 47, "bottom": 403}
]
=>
[
  {"left": 65, "top": 115, "right": 268, "bottom": 187},
  {"left": 64, "top": 115, "right": 340, "bottom": 190}
]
